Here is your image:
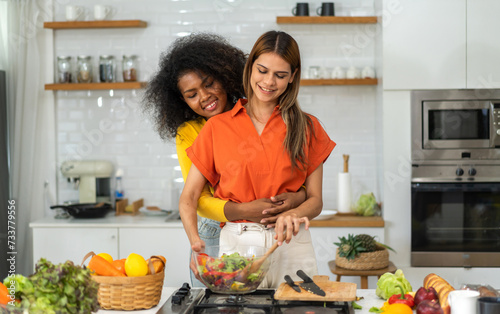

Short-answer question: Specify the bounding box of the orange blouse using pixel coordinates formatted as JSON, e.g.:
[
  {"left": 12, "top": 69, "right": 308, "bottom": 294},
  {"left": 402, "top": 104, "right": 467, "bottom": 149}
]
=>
[{"left": 187, "top": 99, "right": 336, "bottom": 204}]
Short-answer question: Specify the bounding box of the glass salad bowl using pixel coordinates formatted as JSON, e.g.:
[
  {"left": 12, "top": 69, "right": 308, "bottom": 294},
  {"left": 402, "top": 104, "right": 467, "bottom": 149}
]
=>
[{"left": 192, "top": 245, "right": 271, "bottom": 294}]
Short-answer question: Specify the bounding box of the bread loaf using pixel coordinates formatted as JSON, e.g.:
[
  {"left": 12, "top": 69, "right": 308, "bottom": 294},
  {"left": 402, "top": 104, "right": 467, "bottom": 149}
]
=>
[
  {"left": 424, "top": 273, "right": 455, "bottom": 314},
  {"left": 478, "top": 285, "right": 499, "bottom": 297}
]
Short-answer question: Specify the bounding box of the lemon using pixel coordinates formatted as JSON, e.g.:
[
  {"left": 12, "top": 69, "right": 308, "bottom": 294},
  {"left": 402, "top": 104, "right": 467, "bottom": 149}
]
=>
[
  {"left": 125, "top": 253, "right": 148, "bottom": 277},
  {"left": 97, "top": 252, "right": 113, "bottom": 263}
]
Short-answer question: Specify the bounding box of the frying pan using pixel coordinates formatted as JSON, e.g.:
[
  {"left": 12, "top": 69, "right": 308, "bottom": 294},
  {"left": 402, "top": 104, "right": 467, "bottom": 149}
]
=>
[{"left": 50, "top": 202, "right": 112, "bottom": 218}]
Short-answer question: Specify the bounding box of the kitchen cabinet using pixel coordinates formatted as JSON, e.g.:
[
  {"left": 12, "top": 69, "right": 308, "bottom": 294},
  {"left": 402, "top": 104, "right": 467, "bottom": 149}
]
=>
[
  {"left": 466, "top": 1, "right": 500, "bottom": 88},
  {"left": 383, "top": 0, "right": 466, "bottom": 89},
  {"left": 383, "top": 0, "right": 500, "bottom": 90},
  {"left": 43, "top": 19, "right": 147, "bottom": 91},
  {"left": 32, "top": 227, "right": 119, "bottom": 266},
  {"left": 277, "top": 16, "right": 379, "bottom": 87}
]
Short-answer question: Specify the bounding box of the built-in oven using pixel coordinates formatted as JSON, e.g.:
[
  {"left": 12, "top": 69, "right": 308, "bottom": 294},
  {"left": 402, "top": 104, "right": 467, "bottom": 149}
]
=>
[
  {"left": 411, "top": 89, "right": 500, "bottom": 267},
  {"left": 411, "top": 178, "right": 500, "bottom": 267},
  {"left": 412, "top": 89, "right": 500, "bottom": 161}
]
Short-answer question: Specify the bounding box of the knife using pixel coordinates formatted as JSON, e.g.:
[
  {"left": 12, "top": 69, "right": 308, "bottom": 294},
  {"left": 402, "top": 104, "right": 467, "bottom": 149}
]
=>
[
  {"left": 284, "top": 275, "right": 301, "bottom": 293},
  {"left": 296, "top": 270, "right": 326, "bottom": 296}
]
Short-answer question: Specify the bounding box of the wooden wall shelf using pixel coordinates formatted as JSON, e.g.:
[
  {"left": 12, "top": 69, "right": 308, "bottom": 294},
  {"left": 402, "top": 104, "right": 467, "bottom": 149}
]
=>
[
  {"left": 276, "top": 16, "right": 377, "bottom": 24},
  {"left": 301, "top": 78, "right": 377, "bottom": 86},
  {"left": 43, "top": 20, "right": 147, "bottom": 29},
  {"left": 45, "top": 82, "right": 147, "bottom": 90}
]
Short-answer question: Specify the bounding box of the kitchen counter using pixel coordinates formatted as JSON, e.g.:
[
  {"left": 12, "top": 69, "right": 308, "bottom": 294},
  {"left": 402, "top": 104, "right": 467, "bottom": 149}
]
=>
[
  {"left": 97, "top": 288, "right": 386, "bottom": 314},
  {"left": 30, "top": 212, "right": 384, "bottom": 228},
  {"left": 29, "top": 212, "right": 184, "bottom": 228},
  {"left": 30, "top": 213, "right": 386, "bottom": 287},
  {"left": 310, "top": 214, "right": 384, "bottom": 227}
]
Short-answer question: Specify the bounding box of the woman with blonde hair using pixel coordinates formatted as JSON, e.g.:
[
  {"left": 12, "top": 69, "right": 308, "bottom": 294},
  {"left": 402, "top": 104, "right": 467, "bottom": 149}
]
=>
[{"left": 179, "top": 30, "right": 336, "bottom": 288}]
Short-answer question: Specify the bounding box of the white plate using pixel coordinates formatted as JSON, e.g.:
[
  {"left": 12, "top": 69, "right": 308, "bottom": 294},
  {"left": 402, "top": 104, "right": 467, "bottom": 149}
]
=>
[
  {"left": 139, "top": 207, "right": 169, "bottom": 216},
  {"left": 314, "top": 210, "right": 338, "bottom": 220}
]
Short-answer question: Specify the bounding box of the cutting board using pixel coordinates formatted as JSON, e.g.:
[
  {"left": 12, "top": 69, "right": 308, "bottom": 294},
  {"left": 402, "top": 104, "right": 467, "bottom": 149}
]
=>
[{"left": 274, "top": 275, "right": 357, "bottom": 302}]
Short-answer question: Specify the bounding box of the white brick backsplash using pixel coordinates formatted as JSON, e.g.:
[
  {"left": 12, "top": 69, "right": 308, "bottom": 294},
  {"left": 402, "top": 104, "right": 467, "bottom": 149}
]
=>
[{"left": 54, "top": 0, "right": 380, "bottom": 210}]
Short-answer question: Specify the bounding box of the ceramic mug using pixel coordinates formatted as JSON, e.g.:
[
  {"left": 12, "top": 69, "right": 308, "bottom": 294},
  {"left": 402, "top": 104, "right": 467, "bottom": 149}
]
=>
[
  {"left": 292, "top": 3, "right": 309, "bottom": 16},
  {"left": 448, "top": 290, "right": 480, "bottom": 314},
  {"left": 317, "top": 2, "right": 335, "bottom": 16},
  {"left": 478, "top": 297, "right": 500, "bottom": 314},
  {"left": 65, "top": 5, "right": 83, "bottom": 21},
  {"left": 94, "top": 5, "right": 112, "bottom": 20}
]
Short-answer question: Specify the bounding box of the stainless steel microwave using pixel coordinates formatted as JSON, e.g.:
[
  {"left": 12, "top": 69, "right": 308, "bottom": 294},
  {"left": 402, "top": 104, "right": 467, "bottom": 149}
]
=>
[{"left": 412, "top": 89, "right": 500, "bottom": 161}]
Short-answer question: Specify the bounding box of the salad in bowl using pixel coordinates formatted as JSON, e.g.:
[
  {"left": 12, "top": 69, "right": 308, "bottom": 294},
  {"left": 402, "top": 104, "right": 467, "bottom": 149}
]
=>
[{"left": 193, "top": 245, "right": 271, "bottom": 294}]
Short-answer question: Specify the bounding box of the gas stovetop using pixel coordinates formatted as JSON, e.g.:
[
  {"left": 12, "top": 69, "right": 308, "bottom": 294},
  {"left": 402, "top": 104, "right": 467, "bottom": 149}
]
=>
[{"left": 158, "top": 283, "right": 354, "bottom": 314}]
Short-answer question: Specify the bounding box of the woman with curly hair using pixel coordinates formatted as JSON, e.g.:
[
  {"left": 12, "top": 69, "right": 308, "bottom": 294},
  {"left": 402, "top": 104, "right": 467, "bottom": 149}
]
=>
[{"left": 143, "top": 33, "right": 306, "bottom": 285}]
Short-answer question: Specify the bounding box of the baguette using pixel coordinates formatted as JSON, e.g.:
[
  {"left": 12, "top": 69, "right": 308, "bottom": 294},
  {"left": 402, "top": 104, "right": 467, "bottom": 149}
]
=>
[{"left": 423, "top": 273, "right": 455, "bottom": 314}]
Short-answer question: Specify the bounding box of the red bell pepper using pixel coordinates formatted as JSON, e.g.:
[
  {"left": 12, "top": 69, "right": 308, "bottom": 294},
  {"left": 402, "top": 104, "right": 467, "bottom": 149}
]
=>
[{"left": 388, "top": 285, "right": 415, "bottom": 308}]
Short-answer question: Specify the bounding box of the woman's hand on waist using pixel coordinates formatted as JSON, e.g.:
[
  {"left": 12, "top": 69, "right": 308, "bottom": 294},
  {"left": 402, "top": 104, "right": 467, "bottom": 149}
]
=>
[
  {"left": 224, "top": 198, "right": 276, "bottom": 222},
  {"left": 224, "top": 188, "right": 306, "bottom": 223}
]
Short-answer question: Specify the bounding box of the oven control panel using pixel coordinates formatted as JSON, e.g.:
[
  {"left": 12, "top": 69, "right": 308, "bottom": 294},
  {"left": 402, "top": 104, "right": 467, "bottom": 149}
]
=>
[{"left": 412, "top": 162, "right": 500, "bottom": 182}]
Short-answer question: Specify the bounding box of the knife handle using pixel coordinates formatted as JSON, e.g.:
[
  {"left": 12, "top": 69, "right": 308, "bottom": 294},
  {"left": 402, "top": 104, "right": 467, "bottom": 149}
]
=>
[
  {"left": 284, "top": 275, "right": 295, "bottom": 286},
  {"left": 296, "top": 270, "right": 313, "bottom": 282}
]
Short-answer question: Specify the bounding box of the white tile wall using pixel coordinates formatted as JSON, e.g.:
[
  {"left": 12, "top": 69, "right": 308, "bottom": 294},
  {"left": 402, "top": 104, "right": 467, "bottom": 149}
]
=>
[{"left": 53, "top": 0, "right": 382, "bottom": 211}]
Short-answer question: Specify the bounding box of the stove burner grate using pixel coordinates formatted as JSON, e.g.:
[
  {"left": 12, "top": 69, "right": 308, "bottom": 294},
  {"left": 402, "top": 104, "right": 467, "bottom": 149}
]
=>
[{"left": 193, "top": 289, "right": 353, "bottom": 314}]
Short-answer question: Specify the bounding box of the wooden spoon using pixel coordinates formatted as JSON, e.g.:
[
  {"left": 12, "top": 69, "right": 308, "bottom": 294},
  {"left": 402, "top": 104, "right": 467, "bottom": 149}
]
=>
[{"left": 234, "top": 241, "right": 280, "bottom": 281}]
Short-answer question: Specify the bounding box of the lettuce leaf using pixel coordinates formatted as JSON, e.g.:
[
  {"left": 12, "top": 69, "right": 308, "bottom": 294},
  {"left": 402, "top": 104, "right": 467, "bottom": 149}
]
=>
[{"left": 375, "top": 269, "right": 412, "bottom": 299}]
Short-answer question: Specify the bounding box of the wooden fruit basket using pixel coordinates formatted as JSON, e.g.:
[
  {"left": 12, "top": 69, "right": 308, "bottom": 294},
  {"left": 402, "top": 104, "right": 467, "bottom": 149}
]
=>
[
  {"left": 92, "top": 271, "right": 164, "bottom": 310},
  {"left": 335, "top": 247, "right": 389, "bottom": 270},
  {"left": 82, "top": 252, "right": 165, "bottom": 310}
]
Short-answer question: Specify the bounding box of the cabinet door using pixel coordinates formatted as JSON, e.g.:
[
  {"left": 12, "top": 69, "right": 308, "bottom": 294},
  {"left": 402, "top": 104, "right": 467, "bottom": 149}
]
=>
[
  {"left": 467, "top": 1, "right": 500, "bottom": 88},
  {"left": 310, "top": 227, "right": 384, "bottom": 288},
  {"left": 383, "top": 0, "right": 466, "bottom": 89},
  {"left": 32, "top": 227, "right": 118, "bottom": 269},
  {"left": 118, "top": 227, "right": 191, "bottom": 287}
]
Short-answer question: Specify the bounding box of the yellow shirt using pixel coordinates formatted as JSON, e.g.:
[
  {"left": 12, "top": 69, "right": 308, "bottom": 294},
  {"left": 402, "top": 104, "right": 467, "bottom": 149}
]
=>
[{"left": 176, "top": 117, "right": 228, "bottom": 222}]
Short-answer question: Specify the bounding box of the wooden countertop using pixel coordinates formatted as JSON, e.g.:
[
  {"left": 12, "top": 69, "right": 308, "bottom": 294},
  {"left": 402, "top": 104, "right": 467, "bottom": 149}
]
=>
[{"left": 310, "top": 214, "right": 384, "bottom": 227}]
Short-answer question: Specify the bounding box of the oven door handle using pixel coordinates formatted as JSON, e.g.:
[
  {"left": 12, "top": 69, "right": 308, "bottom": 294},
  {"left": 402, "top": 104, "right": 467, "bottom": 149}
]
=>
[{"left": 411, "top": 182, "right": 500, "bottom": 192}]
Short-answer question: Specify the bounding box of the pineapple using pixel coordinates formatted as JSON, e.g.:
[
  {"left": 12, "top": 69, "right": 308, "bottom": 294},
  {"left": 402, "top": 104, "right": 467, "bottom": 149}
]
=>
[
  {"left": 356, "top": 234, "right": 377, "bottom": 252},
  {"left": 334, "top": 234, "right": 367, "bottom": 260},
  {"left": 334, "top": 234, "right": 396, "bottom": 261}
]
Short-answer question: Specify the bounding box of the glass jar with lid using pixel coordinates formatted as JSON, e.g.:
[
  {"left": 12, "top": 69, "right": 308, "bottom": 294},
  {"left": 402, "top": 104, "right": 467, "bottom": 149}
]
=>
[
  {"left": 77, "top": 55, "right": 93, "bottom": 83},
  {"left": 99, "top": 55, "right": 116, "bottom": 82},
  {"left": 57, "top": 56, "right": 72, "bottom": 83},
  {"left": 122, "top": 55, "right": 138, "bottom": 82}
]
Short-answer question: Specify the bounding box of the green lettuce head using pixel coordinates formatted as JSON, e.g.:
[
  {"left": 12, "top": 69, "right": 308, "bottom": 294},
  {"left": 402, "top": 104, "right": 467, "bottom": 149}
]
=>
[
  {"left": 375, "top": 269, "right": 412, "bottom": 299},
  {"left": 354, "top": 193, "right": 381, "bottom": 216}
]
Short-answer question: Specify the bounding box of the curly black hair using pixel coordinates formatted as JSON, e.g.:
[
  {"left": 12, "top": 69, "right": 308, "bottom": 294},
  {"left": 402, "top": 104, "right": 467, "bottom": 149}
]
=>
[{"left": 143, "top": 33, "right": 247, "bottom": 140}]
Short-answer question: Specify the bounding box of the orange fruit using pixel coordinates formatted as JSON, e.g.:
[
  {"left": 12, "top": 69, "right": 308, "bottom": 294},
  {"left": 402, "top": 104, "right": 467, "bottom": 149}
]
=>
[
  {"left": 125, "top": 253, "right": 148, "bottom": 277},
  {"left": 112, "top": 258, "right": 127, "bottom": 276}
]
